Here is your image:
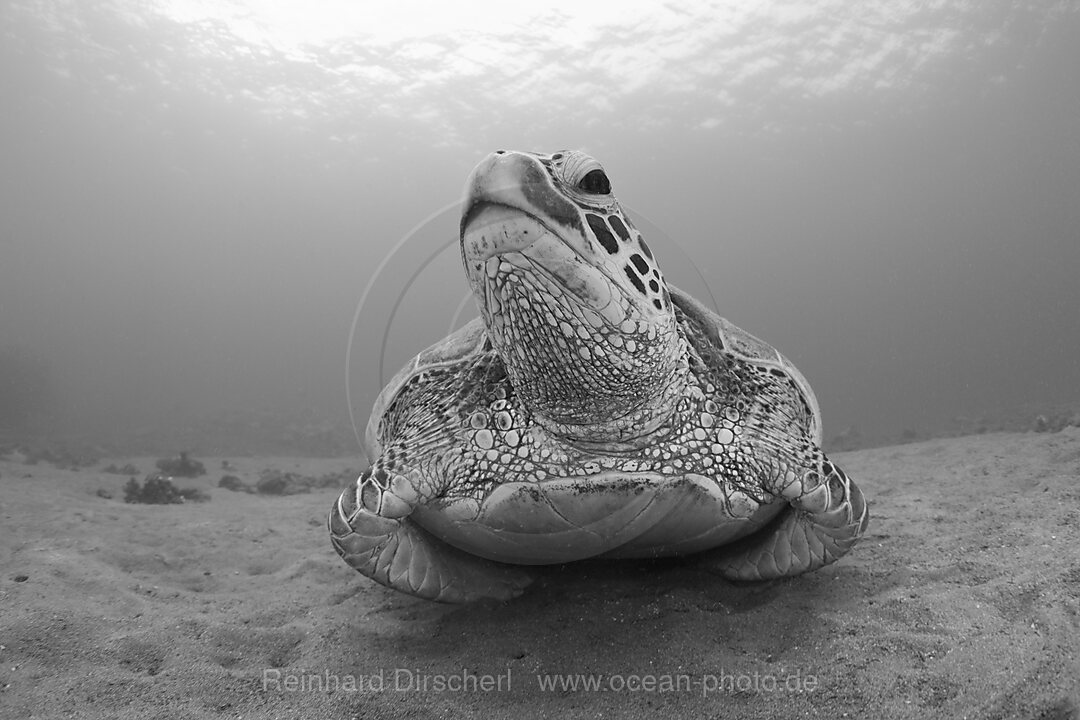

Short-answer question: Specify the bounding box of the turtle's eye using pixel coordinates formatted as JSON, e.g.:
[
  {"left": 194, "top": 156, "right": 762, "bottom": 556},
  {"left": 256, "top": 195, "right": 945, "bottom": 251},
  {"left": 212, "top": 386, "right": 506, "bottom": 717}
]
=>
[{"left": 577, "top": 169, "right": 611, "bottom": 195}]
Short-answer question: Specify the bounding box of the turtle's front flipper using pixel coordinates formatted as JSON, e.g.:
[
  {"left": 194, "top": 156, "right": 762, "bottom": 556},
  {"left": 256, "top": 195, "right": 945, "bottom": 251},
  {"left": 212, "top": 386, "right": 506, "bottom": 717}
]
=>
[
  {"left": 708, "top": 453, "right": 869, "bottom": 581},
  {"left": 328, "top": 468, "right": 533, "bottom": 603}
]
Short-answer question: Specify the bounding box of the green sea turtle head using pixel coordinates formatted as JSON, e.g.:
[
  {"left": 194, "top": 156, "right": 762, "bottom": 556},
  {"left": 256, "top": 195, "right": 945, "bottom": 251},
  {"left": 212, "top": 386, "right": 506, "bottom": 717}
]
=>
[{"left": 460, "top": 150, "right": 686, "bottom": 445}]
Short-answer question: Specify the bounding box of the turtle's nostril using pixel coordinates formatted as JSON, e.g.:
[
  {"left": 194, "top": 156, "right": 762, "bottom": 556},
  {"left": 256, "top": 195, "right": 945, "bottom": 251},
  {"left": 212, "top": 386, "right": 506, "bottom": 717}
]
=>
[{"left": 495, "top": 150, "right": 506, "bottom": 155}]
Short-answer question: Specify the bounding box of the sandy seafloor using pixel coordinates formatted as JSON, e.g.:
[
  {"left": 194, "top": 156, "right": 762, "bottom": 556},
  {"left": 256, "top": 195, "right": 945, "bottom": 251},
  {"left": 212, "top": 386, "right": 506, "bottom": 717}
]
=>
[{"left": 2, "top": 429, "right": 1079, "bottom": 720}]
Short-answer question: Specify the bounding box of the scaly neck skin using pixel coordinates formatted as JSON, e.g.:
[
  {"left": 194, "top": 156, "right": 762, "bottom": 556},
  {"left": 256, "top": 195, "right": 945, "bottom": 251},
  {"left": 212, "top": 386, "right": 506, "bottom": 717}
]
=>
[{"left": 482, "top": 276, "right": 688, "bottom": 448}]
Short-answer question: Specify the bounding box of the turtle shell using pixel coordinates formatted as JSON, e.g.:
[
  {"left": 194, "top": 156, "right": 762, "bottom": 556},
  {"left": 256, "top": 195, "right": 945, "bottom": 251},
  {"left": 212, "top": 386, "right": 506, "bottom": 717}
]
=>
[
  {"left": 362, "top": 317, "right": 488, "bottom": 463},
  {"left": 668, "top": 285, "right": 824, "bottom": 446},
  {"left": 361, "top": 284, "right": 821, "bottom": 565}
]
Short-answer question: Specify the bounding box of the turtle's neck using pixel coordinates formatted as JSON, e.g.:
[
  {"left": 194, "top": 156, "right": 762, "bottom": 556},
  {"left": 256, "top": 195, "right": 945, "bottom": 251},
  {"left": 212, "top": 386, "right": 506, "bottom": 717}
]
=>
[{"left": 482, "top": 277, "right": 688, "bottom": 448}]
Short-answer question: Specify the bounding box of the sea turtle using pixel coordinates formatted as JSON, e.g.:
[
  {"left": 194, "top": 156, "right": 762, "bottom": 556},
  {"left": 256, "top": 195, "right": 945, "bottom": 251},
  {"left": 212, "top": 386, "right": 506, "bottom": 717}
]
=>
[{"left": 329, "top": 149, "right": 869, "bottom": 602}]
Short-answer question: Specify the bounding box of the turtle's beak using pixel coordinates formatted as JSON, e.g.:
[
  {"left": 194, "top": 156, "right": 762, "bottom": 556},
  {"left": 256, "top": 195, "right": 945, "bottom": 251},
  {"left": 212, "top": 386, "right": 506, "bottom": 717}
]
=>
[
  {"left": 460, "top": 151, "right": 584, "bottom": 242},
  {"left": 460, "top": 202, "right": 547, "bottom": 262},
  {"left": 461, "top": 203, "right": 621, "bottom": 326}
]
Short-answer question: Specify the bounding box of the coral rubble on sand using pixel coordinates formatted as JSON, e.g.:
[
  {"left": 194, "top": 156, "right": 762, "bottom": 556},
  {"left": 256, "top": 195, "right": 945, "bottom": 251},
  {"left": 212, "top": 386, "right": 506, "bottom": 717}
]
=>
[
  {"left": 124, "top": 474, "right": 185, "bottom": 504},
  {"left": 122, "top": 473, "right": 209, "bottom": 504}
]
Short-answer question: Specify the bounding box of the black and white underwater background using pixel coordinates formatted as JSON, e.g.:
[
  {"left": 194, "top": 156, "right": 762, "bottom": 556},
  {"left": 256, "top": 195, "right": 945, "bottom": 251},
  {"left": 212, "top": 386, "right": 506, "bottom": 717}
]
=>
[{"left": 2, "top": 0, "right": 1079, "bottom": 454}]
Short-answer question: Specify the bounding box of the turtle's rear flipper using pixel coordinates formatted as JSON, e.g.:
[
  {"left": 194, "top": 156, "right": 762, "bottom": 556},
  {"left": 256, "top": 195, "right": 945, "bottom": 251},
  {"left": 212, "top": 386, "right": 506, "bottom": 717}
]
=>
[
  {"left": 706, "top": 455, "right": 869, "bottom": 581},
  {"left": 328, "top": 469, "right": 533, "bottom": 603}
]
